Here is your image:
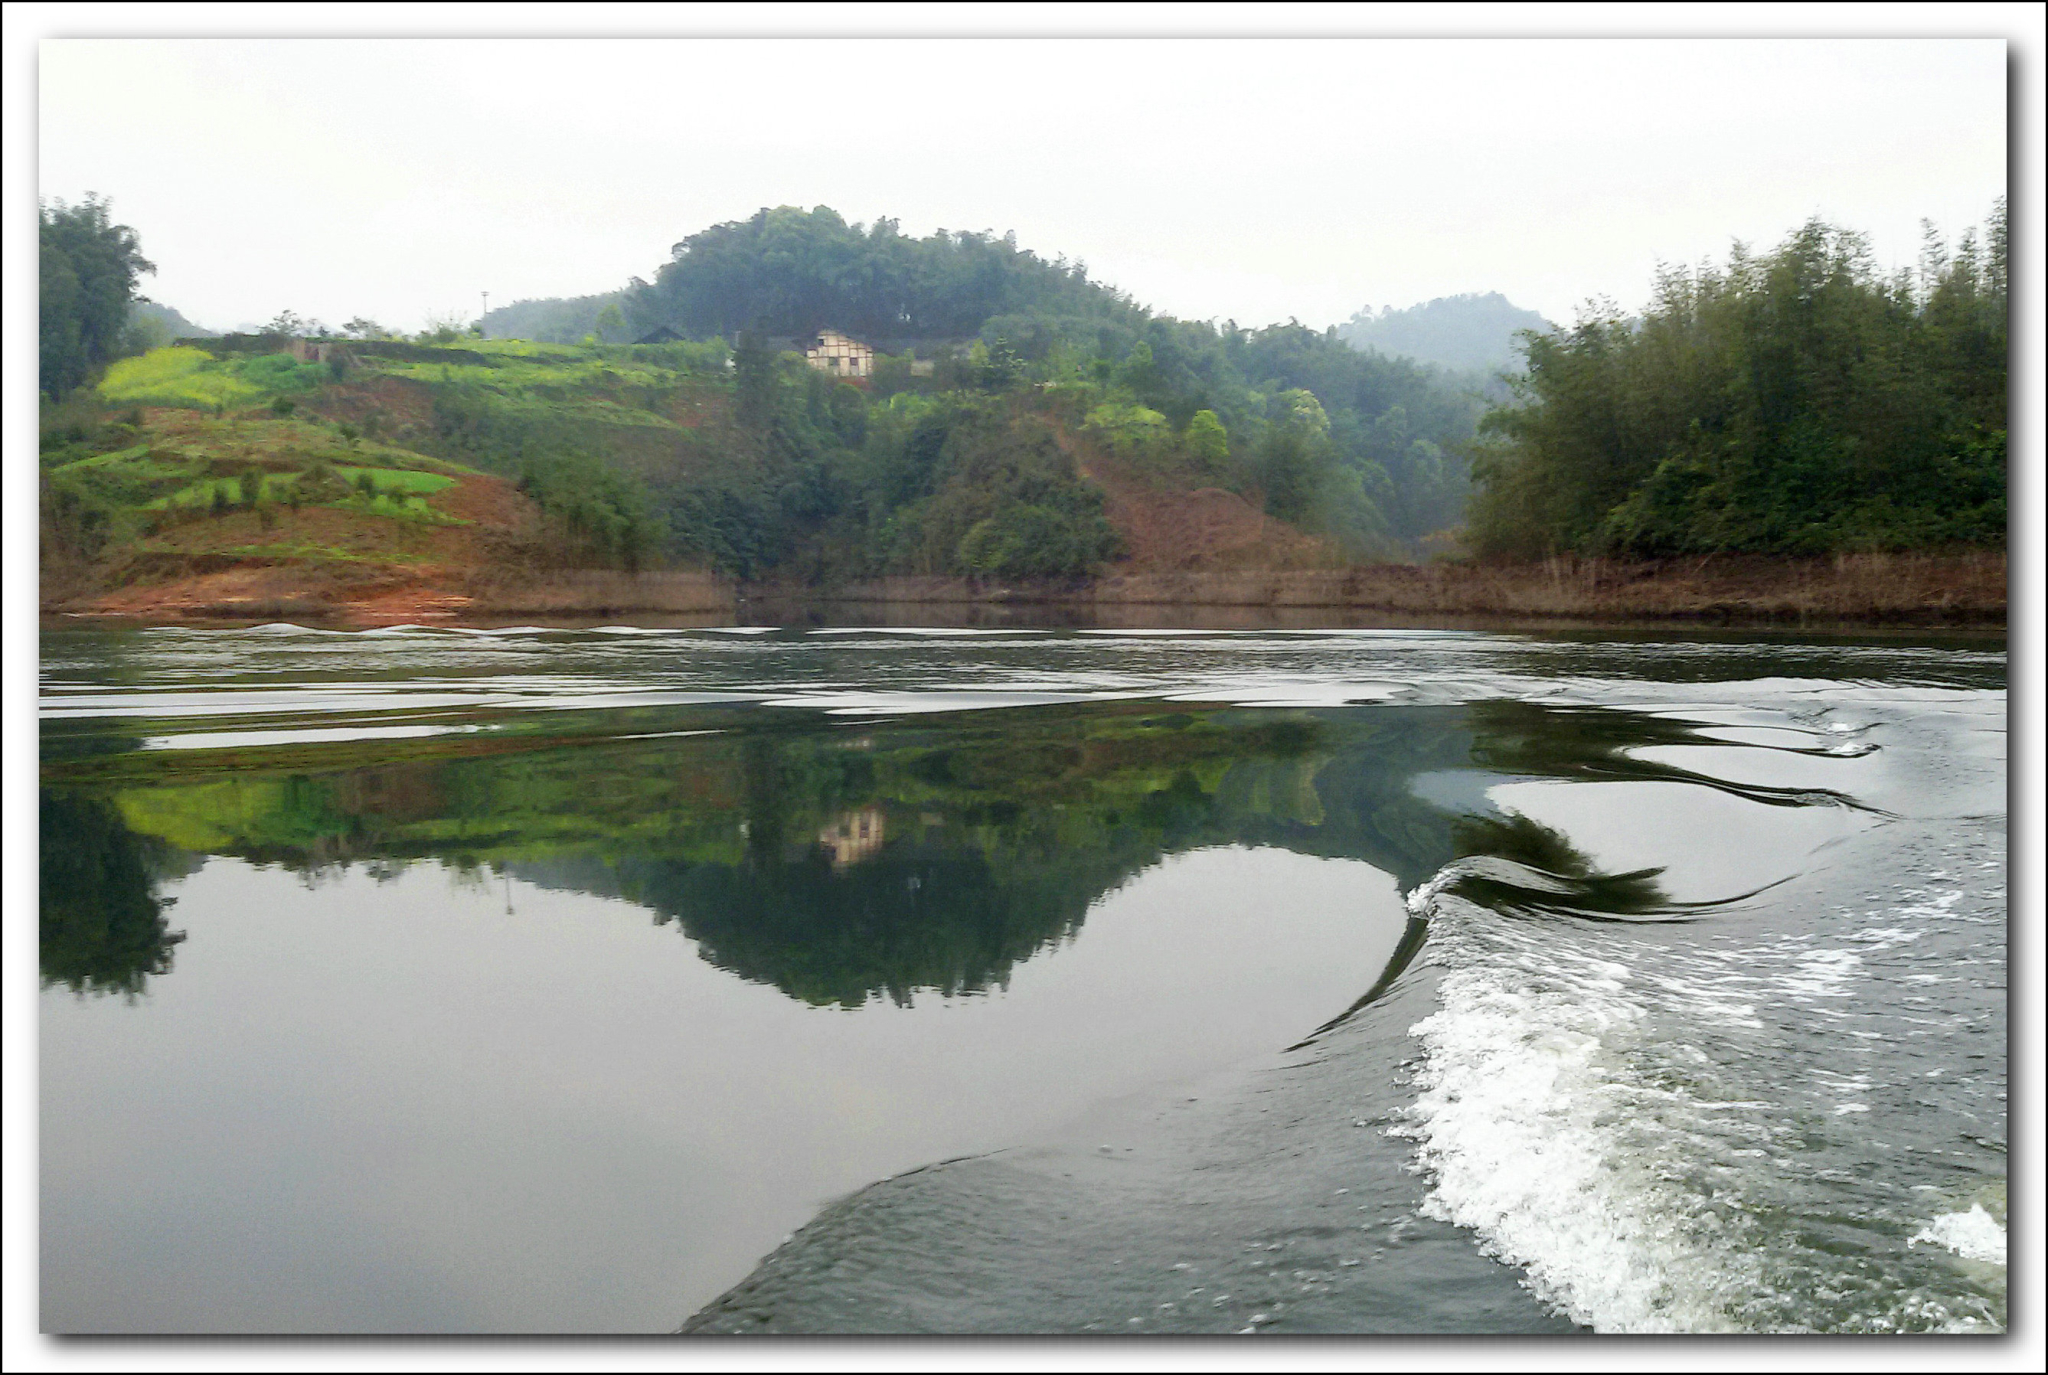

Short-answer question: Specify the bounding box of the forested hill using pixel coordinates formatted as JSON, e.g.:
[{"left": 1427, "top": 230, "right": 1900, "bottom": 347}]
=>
[
  {"left": 473, "top": 204, "right": 1487, "bottom": 559},
  {"left": 481, "top": 206, "right": 1138, "bottom": 346},
  {"left": 626, "top": 205, "right": 1141, "bottom": 342},
  {"left": 480, "top": 292, "right": 625, "bottom": 347},
  {"left": 1338, "top": 292, "right": 1555, "bottom": 374}
]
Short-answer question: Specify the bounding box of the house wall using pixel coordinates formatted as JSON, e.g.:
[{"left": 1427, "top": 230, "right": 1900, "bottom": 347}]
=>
[{"left": 805, "top": 329, "right": 873, "bottom": 378}]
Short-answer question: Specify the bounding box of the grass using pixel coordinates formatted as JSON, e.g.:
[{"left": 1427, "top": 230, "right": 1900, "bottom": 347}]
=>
[
  {"left": 54, "top": 442, "right": 155, "bottom": 471},
  {"left": 337, "top": 491, "right": 467, "bottom": 526},
  {"left": 144, "top": 475, "right": 467, "bottom": 527},
  {"left": 333, "top": 465, "right": 454, "bottom": 496},
  {"left": 465, "top": 338, "right": 586, "bottom": 361},
  {"left": 376, "top": 356, "right": 680, "bottom": 391},
  {"left": 215, "top": 542, "right": 426, "bottom": 565},
  {"left": 365, "top": 346, "right": 707, "bottom": 430},
  {"left": 49, "top": 409, "right": 479, "bottom": 533}
]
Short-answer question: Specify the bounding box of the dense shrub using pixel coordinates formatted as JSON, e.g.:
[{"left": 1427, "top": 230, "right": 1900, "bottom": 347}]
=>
[{"left": 1469, "top": 205, "right": 2007, "bottom": 557}]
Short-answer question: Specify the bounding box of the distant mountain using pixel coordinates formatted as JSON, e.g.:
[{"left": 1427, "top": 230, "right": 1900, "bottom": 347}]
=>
[
  {"left": 127, "top": 299, "right": 218, "bottom": 343},
  {"left": 1338, "top": 292, "right": 1553, "bottom": 375},
  {"left": 481, "top": 292, "right": 627, "bottom": 344}
]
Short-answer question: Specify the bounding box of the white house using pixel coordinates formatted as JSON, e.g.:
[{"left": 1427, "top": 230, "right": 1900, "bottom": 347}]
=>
[{"left": 802, "top": 328, "right": 874, "bottom": 380}]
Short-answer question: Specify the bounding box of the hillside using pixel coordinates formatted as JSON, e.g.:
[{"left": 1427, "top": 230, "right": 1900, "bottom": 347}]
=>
[
  {"left": 473, "top": 205, "right": 1488, "bottom": 555},
  {"left": 44, "top": 203, "right": 2002, "bottom": 626},
  {"left": 39, "top": 355, "right": 532, "bottom": 619},
  {"left": 39, "top": 329, "right": 1362, "bottom": 619},
  {"left": 40, "top": 331, "right": 2003, "bottom": 626}
]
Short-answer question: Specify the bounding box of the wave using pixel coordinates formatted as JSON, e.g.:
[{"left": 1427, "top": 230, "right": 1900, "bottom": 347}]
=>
[
  {"left": 1393, "top": 845, "right": 2007, "bottom": 1334},
  {"left": 1394, "top": 910, "right": 1763, "bottom": 1332}
]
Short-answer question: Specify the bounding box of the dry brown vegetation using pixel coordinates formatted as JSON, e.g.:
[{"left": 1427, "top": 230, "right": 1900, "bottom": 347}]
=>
[
  {"left": 461, "top": 568, "right": 731, "bottom": 617},
  {"left": 771, "top": 551, "right": 2006, "bottom": 628},
  {"left": 1072, "top": 446, "right": 1341, "bottom": 572}
]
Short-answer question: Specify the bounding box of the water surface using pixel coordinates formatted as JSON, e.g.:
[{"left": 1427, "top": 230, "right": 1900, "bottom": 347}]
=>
[{"left": 39, "top": 624, "right": 2007, "bottom": 1333}]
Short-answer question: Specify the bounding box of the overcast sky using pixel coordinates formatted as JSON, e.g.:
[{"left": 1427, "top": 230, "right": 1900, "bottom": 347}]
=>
[{"left": 38, "top": 34, "right": 2008, "bottom": 335}]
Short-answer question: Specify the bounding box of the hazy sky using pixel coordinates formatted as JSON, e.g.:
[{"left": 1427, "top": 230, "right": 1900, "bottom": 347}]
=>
[{"left": 38, "top": 35, "right": 2009, "bottom": 335}]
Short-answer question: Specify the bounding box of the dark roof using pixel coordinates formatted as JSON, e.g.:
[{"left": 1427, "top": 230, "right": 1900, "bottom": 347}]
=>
[{"left": 633, "top": 325, "right": 685, "bottom": 345}]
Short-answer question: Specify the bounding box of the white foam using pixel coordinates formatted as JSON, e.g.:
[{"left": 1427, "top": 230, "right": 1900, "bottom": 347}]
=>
[
  {"left": 805, "top": 626, "right": 1041, "bottom": 637},
  {"left": 142, "top": 722, "right": 478, "bottom": 750},
  {"left": 1396, "top": 861, "right": 2010, "bottom": 1334},
  {"left": 1398, "top": 953, "right": 1756, "bottom": 1332},
  {"left": 243, "top": 622, "right": 347, "bottom": 636},
  {"left": 1910, "top": 1205, "right": 2006, "bottom": 1266},
  {"left": 1161, "top": 682, "right": 1407, "bottom": 707},
  {"left": 1778, "top": 947, "right": 1861, "bottom": 1000},
  {"left": 757, "top": 690, "right": 1095, "bottom": 716}
]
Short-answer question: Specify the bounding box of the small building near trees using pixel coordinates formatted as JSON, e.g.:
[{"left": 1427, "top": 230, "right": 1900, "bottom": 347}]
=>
[
  {"left": 802, "top": 328, "right": 874, "bottom": 380},
  {"left": 285, "top": 338, "right": 343, "bottom": 365}
]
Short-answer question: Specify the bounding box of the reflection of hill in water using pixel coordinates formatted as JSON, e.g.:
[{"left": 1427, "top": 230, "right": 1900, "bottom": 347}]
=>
[
  {"left": 45, "top": 700, "right": 1849, "bottom": 1005},
  {"left": 516, "top": 840, "right": 1126, "bottom": 1008},
  {"left": 505, "top": 708, "right": 1484, "bottom": 1005}
]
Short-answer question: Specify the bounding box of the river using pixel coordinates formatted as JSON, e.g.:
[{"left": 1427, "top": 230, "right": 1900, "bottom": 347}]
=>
[{"left": 37, "top": 622, "right": 2007, "bottom": 1334}]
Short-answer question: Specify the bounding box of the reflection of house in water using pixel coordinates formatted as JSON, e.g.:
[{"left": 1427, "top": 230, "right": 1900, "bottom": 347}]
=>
[{"left": 819, "top": 805, "right": 886, "bottom": 868}]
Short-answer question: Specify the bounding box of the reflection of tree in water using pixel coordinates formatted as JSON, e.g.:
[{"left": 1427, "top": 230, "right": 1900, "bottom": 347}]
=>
[
  {"left": 522, "top": 721, "right": 1246, "bottom": 1006},
  {"left": 1447, "top": 811, "right": 1671, "bottom": 920},
  {"left": 39, "top": 789, "right": 188, "bottom": 998},
  {"left": 51, "top": 698, "right": 1868, "bottom": 1005},
  {"left": 608, "top": 840, "right": 1132, "bottom": 1008}
]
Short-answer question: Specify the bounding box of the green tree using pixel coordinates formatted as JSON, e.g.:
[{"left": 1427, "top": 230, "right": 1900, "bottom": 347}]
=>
[
  {"left": 1183, "top": 409, "right": 1229, "bottom": 473},
  {"left": 980, "top": 335, "right": 1026, "bottom": 390},
  {"left": 1257, "top": 389, "right": 1333, "bottom": 523},
  {"left": 40, "top": 195, "right": 155, "bottom": 398},
  {"left": 733, "top": 329, "right": 781, "bottom": 430},
  {"left": 418, "top": 311, "right": 466, "bottom": 345}
]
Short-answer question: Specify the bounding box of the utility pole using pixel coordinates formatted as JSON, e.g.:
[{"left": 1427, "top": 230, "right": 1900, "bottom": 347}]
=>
[{"left": 480, "top": 291, "right": 490, "bottom": 333}]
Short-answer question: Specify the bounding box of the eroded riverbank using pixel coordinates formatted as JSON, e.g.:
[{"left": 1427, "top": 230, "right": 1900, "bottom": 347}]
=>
[{"left": 44, "top": 551, "right": 2006, "bottom": 630}]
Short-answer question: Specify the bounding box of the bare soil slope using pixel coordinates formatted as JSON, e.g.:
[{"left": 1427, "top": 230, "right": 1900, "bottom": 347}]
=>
[{"left": 1069, "top": 444, "right": 1340, "bottom": 573}]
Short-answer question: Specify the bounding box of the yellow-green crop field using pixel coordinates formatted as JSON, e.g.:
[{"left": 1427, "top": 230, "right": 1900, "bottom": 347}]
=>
[
  {"left": 97, "top": 347, "right": 336, "bottom": 412},
  {"left": 98, "top": 347, "right": 264, "bottom": 411}
]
